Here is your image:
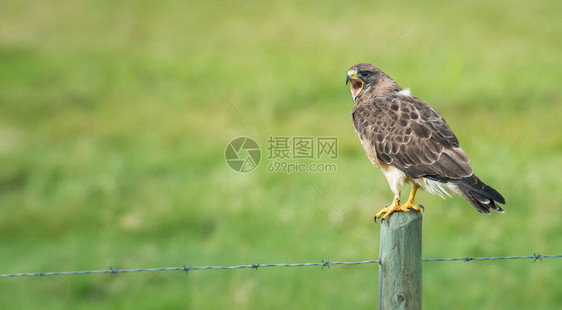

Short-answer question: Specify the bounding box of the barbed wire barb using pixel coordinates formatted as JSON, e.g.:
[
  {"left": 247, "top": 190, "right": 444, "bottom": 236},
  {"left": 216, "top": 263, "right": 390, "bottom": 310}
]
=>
[
  {"left": 182, "top": 265, "right": 191, "bottom": 277},
  {"left": 321, "top": 258, "right": 331, "bottom": 270}
]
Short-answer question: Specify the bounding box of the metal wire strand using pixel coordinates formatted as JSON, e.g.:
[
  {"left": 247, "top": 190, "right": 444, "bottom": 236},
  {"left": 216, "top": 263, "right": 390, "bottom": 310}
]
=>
[{"left": 1, "top": 254, "right": 560, "bottom": 278}]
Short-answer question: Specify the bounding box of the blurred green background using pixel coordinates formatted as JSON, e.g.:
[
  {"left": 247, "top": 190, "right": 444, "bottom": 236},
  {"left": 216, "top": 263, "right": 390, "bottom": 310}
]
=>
[{"left": 1, "top": 0, "right": 561, "bottom": 309}]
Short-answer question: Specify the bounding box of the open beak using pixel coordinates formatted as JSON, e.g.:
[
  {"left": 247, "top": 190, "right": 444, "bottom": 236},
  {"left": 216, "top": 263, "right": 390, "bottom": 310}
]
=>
[{"left": 346, "top": 71, "right": 364, "bottom": 101}]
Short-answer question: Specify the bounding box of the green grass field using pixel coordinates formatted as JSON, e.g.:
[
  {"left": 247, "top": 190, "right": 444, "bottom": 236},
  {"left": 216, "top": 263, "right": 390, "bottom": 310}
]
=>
[{"left": 1, "top": 0, "right": 561, "bottom": 308}]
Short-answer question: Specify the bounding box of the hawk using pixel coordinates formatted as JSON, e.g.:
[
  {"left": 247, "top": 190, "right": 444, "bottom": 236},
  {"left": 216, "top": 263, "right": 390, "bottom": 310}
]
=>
[{"left": 346, "top": 63, "right": 505, "bottom": 221}]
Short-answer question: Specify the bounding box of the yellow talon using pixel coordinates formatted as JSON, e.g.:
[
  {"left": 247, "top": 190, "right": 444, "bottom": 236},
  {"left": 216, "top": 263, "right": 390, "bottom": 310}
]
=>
[
  {"left": 400, "top": 201, "right": 421, "bottom": 212},
  {"left": 375, "top": 197, "right": 400, "bottom": 220},
  {"left": 375, "top": 185, "right": 422, "bottom": 221},
  {"left": 375, "top": 200, "right": 421, "bottom": 221}
]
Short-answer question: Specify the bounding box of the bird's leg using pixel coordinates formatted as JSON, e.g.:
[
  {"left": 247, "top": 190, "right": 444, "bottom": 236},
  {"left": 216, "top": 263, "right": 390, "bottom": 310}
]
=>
[
  {"left": 400, "top": 184, "right": 423, "bottom": 212},
  {"left": 375, "top": 195, "right": 401, "bottom": 221},
  {"left": 375, "top": 185, "right": 423, "bottom": 222}
]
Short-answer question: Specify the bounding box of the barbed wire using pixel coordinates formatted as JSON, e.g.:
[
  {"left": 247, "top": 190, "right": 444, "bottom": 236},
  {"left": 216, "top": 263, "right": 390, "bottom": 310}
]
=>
[
  {"left": 0, "top": 259, "right": 375, "bottom": 278},
  {"left": 1, "top": 253, "right": 560, "bottom": 278},
  {"left": 422, "top": 253, "right": 562, "bottom": 263}
]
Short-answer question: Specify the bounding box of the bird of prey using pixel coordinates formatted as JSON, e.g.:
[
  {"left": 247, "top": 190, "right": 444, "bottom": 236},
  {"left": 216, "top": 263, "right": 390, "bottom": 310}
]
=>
[{"left": 346, "top": 63, "right": 505, "bottom": 221}]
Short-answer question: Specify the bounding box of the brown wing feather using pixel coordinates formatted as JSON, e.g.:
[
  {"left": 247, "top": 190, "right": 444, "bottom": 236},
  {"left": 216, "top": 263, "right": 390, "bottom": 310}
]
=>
[{"left": 352, "top": 95, "right": 472, "bottom": 180}]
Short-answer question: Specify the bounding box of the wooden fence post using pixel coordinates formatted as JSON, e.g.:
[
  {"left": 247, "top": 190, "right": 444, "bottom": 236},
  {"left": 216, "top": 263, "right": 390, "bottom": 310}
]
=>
[{"left": 378, "top": 211, "right": 422, "bottom": 310}]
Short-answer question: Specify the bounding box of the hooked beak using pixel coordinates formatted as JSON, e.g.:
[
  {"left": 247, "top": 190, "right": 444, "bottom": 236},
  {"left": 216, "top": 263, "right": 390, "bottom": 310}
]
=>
[
  {"left": 346, "top": 70, "right": 364, "bottom": 101},
  {"left": 346, "top": 70, "right": 357, "bottom": 85}
]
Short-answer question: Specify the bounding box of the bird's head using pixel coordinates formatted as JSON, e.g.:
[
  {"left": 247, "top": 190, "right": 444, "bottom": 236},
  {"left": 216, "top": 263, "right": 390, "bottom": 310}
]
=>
[{"left": 346, "top": 63, "right": 383, "bottom": 101}]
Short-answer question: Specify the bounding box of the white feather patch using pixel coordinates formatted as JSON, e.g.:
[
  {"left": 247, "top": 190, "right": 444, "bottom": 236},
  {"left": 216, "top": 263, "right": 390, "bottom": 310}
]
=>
[
  {"left": 397, "top": 88, "right": 412, "bottom": 96},
  {"left": 378, "top": 164, "right": 460, "bottom": 200},
  {"left": 415, "top": 178, "right": 458, "bottom": 199},
  {"left": 380, "top": 165, "right": 407, "bottom": 196}
]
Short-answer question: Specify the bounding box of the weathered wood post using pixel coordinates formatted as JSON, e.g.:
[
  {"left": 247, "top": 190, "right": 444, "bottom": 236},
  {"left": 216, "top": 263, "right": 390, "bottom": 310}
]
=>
[{"left": 378, "top": 211, "right": 422, "bottom": 310}]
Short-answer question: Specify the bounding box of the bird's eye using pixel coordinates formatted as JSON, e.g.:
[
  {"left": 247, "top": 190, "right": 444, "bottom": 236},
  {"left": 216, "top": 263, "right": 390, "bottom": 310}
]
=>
[{"left": 359, "top": 71, "right": 371, "bottom": 78}]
